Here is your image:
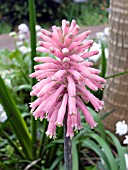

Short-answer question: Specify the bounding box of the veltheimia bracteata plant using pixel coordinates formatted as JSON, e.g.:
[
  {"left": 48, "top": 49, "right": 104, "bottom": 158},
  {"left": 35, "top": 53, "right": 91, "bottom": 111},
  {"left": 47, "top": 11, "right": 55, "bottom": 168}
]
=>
[{"left": 30, "top": 19, "right": 106, "bottom": 139}]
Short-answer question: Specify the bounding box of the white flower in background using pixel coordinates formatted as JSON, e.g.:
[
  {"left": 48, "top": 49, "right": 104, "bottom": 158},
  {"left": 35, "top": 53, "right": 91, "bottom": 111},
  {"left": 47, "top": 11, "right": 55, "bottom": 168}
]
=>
[
  {"left": 116, "top": 120, "right": 128, "bottom": 136},
  {"left": 9, "top": 31, "right": 17, "bottom": 38},
  {"left": 124, "top": 154, "right": 128, "bottom": 170},
  {"left": 104, "top": 27, "right": 110, "bottom": 37},
  {"left": 96, "top": 32, "right": 104, "bottom": 41},
  {"left": 35, "top": 25, "right": 42, "bottom": 32},
  {"left": 36, "top": 32, "right": 42, "bottom": 38},
  {"left": 18, "top": 33, "right": 26, "bottom": 41},
  {"left": 89, "top": 42, "right": 101, "bottom": 62},
  {"left": 18, "top": 23, "right": 29, "bottom": 33},
  {"left": 19, "top": 46, "right": 31, "bottom": 54},
  {"left": 0, "top": 104, "right": 7, "bottom": 123},
  {"left": 16, "top": 41, "right": 23, "bottom": 47},
  {"left": 5, "top": 79, "right": 11, "bottom": 87},
  {"left": 123, "top": 135, "right": 128, "bottom": 145}
]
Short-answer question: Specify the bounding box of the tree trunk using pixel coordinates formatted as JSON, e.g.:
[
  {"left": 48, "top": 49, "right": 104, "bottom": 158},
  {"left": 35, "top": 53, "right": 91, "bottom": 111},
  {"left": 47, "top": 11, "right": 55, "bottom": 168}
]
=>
[{"left": 101, "top": 0, "right": 128, "bottom": 132}]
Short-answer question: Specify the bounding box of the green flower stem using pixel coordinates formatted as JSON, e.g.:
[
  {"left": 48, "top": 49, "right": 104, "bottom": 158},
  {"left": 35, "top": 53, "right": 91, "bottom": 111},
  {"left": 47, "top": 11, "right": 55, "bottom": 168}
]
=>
[
  {"left": 64, "top": 113, "right": 72, "bottom": 170},
  {"left": 28, "top": 0, "right": 37, "bottom": 158}
]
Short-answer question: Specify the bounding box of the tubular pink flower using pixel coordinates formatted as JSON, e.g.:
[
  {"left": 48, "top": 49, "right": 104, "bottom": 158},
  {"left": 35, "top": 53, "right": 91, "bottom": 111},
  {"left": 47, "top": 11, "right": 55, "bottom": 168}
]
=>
[
  {"left": 68, "top": 96, "right": 77, "bottom": 115},
  {"left": 67, "top": 75, "right": 76, "bottom": 97},
  {"left": 66, "top": 113, "right": 74, "bottom": 139},
  {"left": 55, "top": 93, "right": 68, "bottom": 126},
  {"left": 52, "top": 70, "right": 67, "bottom": 81},
  {"left": 76, "top": 97, "right": 97, "bottom": 128},
  {"left": 30, "top": 20, "right": 105, "bottom": 138}
]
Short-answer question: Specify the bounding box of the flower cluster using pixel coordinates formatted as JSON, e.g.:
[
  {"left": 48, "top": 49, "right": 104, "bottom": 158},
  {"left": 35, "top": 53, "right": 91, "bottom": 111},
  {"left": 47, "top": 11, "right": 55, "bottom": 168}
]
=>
[
  {"left": 9, "top": 23, "right": 42, "bottom": 54},
  {"left": 30, "top": 20, "right": 106, "bottom": 139},
  {"left": 116, "top": 120, "right": 128, "bottom": 145}
]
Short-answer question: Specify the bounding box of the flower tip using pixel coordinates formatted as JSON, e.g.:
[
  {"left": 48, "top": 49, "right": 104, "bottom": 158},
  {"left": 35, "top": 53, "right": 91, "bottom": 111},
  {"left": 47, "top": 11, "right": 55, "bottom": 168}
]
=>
[
  {"left": 29, "top": 74, "right": 32, "bottom": 77},
  {"left": 76, "top": 25, "right": 80, "bottom": 31},
  {"left": 63, "top": 57, "right": 70, "bottom": 62},
  {"left": 91, "top": 123, "right": 98, "bottom": 129},
  {"left": 30, "top": 109, "right": 33, "bottom": 113},
  {"left": 68, "top": 33, "right": 74, "bottom": 38},
  {"left": 62, "top": 48, "right": 69, "bottom": 55},
  {"left": 49, "top": 47, "right": 55, "bottom": 52},
  {"left": 86, "top": 30, "right": 91, "bottom": 35}
]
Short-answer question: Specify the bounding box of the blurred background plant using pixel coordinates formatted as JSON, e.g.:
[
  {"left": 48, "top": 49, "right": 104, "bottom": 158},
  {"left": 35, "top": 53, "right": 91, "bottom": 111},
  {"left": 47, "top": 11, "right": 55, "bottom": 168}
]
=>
[{"left": 0, "top": 0, "right": 109, "bottom": 34}]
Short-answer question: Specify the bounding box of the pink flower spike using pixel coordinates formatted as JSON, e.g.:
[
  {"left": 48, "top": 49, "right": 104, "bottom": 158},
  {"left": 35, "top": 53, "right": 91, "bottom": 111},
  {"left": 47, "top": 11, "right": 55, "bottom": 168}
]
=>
[
  {"left": 34, "top": 57, "right": 61, "bottom": 65},
  {"left": 67, "top": 75, "right": 76, "bottom": 97},
  {"left": 77, "top": 85, "right": 104, "bottom": 111},
  {"left": 68, "top": 54, "right": 84, "bottom": 62},
  {"left": 68, "top": 19, "right": 76, "bottom": 33},
  {"left": 34, "top": 63, "right": 59, "bottom": 70},
  {"left": 81, "top": 50, "right": 99, "bottom": 59},
  {"left": 84, "top": 79, "right": 98, "bottom": 91},
  {"left": 90, "top": 74, "right": 106, "bottom": 84},
  {"left": 81, "top": 61, "right": 93, "bottom": 67},
  {"left": 52, "top": 70, "right": 66, "bottom": 81},
  {"left": 29, "top": 70, "right": 44, "bottom": 78},
  {"left": 32, "top": 77, "right": 52, "bottom": 90},
  {"left": 36, "top": 47, "right": 49, "bottom": 53},
  {"left": 68, "top": 69, "right": 84, "bottom": 83},
  {"left": 74, "top": 30, "right": 91, "bottom": 42},
  {"left": 76, "top": 97, "right": 98, "bottom": 128},
  {"left": 68, "top": 96, "right": 77, "bottom": 115},
  {"left": 71, "top": 114, "right": 77, "bottom": 128},
  {"left": 37, "top": 81, "right": 56, "bottom": 97},
  {"left": 49, "top": 47, "right": 63, "bottom": 59},
  {"left": 30, "top": 20, "right": 105, "bottom": 139},
  {"left": 39, "top": 41, "right": 53, "bottom": 49},
  {"left": 87, "top": 67, "right": 101, "bottom": 74},
  {"left": 55, "top": 93, "right": 68, "bottom": 126},
  {"left": 30, "top": 97, "right": 42, "bottom": 111},
  {"left": 46, "top": 108, "right": 58, "bottom": 139},
  {"left": 62, "top": 20, "right": 70, "bottom": 36},
  {"left": 72, "top": 40, "right": 93, "bottom": 54},
  {"left": 41, "top": 29, "right": 52, "bottom": 37},
  {"left": 70, "top": 25, "right": 80, "bottom": 37},
  {"left": 66, "top": 113, "right": 74, "bottom": 139}
]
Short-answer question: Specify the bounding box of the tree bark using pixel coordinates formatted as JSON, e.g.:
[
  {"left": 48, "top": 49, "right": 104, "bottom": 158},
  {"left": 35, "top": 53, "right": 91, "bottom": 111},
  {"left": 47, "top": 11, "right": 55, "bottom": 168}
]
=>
[{"left": 101, "top": 0, "right": 128, "bottom": 132}]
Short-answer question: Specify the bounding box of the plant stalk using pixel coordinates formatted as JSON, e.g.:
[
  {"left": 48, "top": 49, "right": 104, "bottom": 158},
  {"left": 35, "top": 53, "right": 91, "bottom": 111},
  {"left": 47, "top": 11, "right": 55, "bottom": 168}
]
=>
[
  {"left": 64, "top": 113, "right": 72, "bottom": 170},
  {"left": 28, "top": 0, "right": 37, "bottom": 158}
]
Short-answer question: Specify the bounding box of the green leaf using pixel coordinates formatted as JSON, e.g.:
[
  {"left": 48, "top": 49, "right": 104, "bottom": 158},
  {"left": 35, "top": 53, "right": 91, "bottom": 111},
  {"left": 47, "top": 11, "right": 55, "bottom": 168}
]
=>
[
  {"left": 82, "top": 139, "right": 110, "bottom": 170},
  {"left": 15, "top": 84, "right": 31, "bottom": 91},
  {"left": 106, "top": 131, "right": 126, "bottom": 170},
  {"left": 49, "top": 155, "right": 63, "bottom": 170},
  {"left": 105, "top": 70, "right": 128, "bottom": 79},
  {"left": 87, "top": 133, "right": 118, "bottom": 170},
  {"left": 100, "top": 109, "right": 115, "bottom": 120},
  {"left": 0, "top": 76, "right": 32, "bottom": 159},
  {"left": 100, "top": 43, "right": 107, "bottom": 78},
  {"left": 72, "top": 141, "right": 79, "bottom": 170}
]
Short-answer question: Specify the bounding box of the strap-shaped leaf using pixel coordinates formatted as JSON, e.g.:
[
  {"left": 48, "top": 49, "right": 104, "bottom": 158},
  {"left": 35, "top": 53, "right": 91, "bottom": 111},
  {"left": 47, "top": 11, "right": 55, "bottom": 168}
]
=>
[{"left": 0, "top": 76, "right": 32, "bottom": 159}]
